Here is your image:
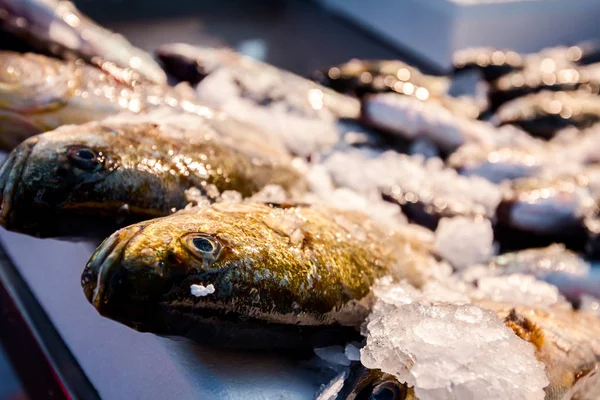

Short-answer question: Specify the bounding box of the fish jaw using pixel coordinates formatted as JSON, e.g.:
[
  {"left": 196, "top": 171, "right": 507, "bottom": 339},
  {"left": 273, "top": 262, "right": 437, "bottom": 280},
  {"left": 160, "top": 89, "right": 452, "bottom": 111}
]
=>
[
  {"left": 0, "top": 136, "right": 37, "bottom": 228},
  {"left": 82, "top": 224, "right": 145, "bottom": 313}
]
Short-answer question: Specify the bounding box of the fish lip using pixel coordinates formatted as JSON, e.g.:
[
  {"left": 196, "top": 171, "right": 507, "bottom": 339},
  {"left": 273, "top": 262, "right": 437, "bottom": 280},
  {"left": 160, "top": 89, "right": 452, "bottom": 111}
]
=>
[
  {"left": 0, "top": 138, "right": 37, "bottom": 228},
  {"left": 82, "top": 225, "right": 143, "bottom": 312}
]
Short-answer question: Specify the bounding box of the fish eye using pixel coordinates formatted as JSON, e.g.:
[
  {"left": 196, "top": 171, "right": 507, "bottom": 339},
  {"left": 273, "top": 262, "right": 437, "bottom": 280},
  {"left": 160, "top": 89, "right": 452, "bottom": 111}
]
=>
[
  {"left": 370, "top": 381, "right": 407, "bottom": 400},
  {"left": 67, "top": 146, "right": 104, "bottom": 171},
  {"left": 181, "top": 233, "right": 222, "bottom": 261}
]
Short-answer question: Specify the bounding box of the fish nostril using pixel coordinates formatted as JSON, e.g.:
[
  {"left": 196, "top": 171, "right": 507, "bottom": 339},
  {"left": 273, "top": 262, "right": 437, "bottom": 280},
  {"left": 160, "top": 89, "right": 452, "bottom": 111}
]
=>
[{"left": 50, "top": 167, "right": 69, "bottom": 183}]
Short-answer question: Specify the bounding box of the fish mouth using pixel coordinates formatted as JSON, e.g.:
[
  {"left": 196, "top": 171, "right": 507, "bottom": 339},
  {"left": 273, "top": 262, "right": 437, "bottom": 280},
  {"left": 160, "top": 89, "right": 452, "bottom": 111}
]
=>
[
  {"left": 0, "top": 138, "right": 37, "bottom": 228},
  {"left": 82, "top": 225, "right": 143, "bottom": 312}
]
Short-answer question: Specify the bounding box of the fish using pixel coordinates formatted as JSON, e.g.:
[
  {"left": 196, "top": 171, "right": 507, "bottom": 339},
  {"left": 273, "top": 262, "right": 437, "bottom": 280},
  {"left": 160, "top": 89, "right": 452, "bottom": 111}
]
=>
[
  {"left": 341, "top": 303, "right": 600, "bottom": 400},
  {"left": 361, "top": 93, "right": 485, "bottom": 154},
  {"left": 381, "top": 184, "right": 487, "bottom": 231},
  {"left": 0, "top": 0, "right": 167, "bottom": 84},
  {"left": 560, "top": 366, "right": 600, "bottom": 400},
  {"left": 156, "top": 43, "right": 230, "bottom": 86},
  {"left": 0, "top": 51, "right": 272, "bottom": 150},
  {"left": 362, "top": 93, "right": 536, "bottom": 156},
  {"left": 0, "top": 121, "right": 304, "bottom": 238},
  {"left": 311, "top": 58, "right": 488, "bottom": 119},
  {"left": 483, "top": 302, "right": 600, "bottom": 400},
  {"left": 156, "top": 43, "right": 360, "bottom": 120},
  {"left": 448, "top": 143, "right": 544, "bottom": 184},
  {"left": 460, "top": 244, "right": 597, "bottom": 304},
  {"left": 310, "top": 58, "right": 448, "bottom": 100},
  {"left": 81, "top": 202, "right": 435, "bottom": 349},
  {"left": 486, "top": 244, "right": 590, "bottom": 280},
  {"left": 156, "top": 43, "right": 362, "bottom": 156},
  {"left": 326, "top": 363, "right": 417, "bottom": 400},
  {"left": 492, "top": 90, "right": 600, "bottom": 139},
  {"left": 452, "top": 43, "right": 600, "bottom": 83},
  {"left": 490, "top": 62, "right": 600, "bottom": 108},
  {"left": 495, "top": 173, "right": 598, "bottom": 252},
  {"left": 453, "top": 47, "right": 524, "bottom": 82}
]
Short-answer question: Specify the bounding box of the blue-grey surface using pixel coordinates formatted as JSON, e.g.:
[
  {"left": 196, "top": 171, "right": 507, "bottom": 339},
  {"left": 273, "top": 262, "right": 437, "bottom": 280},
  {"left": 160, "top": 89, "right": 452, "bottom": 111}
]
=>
[
  {"left": 0, "top": 342, "right": 25, "bottom": 400},
  {"left": 0, "top": 229, "right": 321, "bottom": 400}
]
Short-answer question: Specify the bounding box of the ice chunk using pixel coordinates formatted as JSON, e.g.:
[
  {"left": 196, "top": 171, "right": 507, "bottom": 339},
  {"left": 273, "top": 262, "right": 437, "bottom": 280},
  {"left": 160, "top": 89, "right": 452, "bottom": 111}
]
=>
[
  {"left": 184, "top": 187, "right": 211, "bottom": 208},
  {"left": 263, "top": 208, "right": 306, "bottom": 245},
  {"left": 315, "top": 371, "right": 347, "bottom": 400},
  {"left": 344, "top": 344, "right": 361, "bottom": 362},
  {"left": 218, "top": 190, "right": 243, "bottom": 203},
  {"left": 190, "top": 284, "right": 215, "bottom": 297},
  {"left": 362, "top": 299, "right": 548, "bottom": 400},
  {"left": 371, "top": 278, "right": 470, "bottom": 315},
  {"left": 314, "top": 346, "right": 351, "bottom": 367},
  {"left": 434, "top": 217, "right": 495, "bottom": 269},
  {"left": 248, "top": 184, "right": 288, "bottom": 203},
  {"left": 474, "top": 274, "right": 570, "bottom": 309}
]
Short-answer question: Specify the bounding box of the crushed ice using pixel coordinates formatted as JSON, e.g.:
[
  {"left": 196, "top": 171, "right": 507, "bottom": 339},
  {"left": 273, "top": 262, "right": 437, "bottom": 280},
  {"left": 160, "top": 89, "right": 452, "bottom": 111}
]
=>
[
  {"left": 190, "top": 284, "right": 215, "bottom": 297},
  {"left": 473, "top": 273, "right": 569, "bottom": 309},
  {"left": 434, "top": 216, "right": 495, "bottom": 269},
  {"left": 313, "top": 346, "right": 352, "bottom": 367},
  {"left": 362, "top": 280, "right": 549, "bottom": 400}
]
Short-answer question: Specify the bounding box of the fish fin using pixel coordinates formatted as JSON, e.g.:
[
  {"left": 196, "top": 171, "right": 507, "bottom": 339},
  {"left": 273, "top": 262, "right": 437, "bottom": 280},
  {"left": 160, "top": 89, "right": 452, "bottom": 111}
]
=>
[{"left": 503, "top": 308, "right": 545, "bottom": 350}]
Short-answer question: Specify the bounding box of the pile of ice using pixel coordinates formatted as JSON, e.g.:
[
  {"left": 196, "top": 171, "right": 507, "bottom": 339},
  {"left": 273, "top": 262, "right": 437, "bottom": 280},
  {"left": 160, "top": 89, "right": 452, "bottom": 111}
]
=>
[
  {"left": 323, "top": 149, "right": 504, "bottom": 219},
  {"left": 448, "top": 123, "right": 600, "bottom": 185},
  {"left": 363, "top": 93, "right": 520, "bottom": 153},
  {"left": 361, "top": 279, "right": 549, "bottom": 400},
  {"left": 194, "top": 64, "right": 360, "bottom": 156}
]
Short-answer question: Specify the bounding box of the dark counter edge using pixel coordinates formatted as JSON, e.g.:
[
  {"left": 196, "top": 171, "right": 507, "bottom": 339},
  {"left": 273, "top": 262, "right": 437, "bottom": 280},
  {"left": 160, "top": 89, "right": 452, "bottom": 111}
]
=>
[{"left": 0, "top": 239, "right": 99, "bottom": 400}]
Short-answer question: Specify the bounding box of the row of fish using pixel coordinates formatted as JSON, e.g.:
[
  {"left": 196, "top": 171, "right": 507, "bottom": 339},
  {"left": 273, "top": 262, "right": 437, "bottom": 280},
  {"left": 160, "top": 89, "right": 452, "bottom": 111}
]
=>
[{"left": 2, "top": 1, "right": 600, "bottom": 399}]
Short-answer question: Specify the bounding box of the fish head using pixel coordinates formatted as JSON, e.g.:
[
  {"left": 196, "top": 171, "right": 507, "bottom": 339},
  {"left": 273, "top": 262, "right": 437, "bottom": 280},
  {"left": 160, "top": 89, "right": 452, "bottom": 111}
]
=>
[
  {"left": 156, "top": 43, "right": 238, "bottom": 85},
  {"left": 0, "top": 122, "right": 183, "bottom": 237},
  {"left": 0, "top": 123, "right": 122, "bottom": 235},
  {"left": 81, "top": 203, "right": 339, "bottom": 337},
  {"left": 336, "top": 365, "right": 413, "bottom": 400},
  {"left": 0, "top": 52, "right": 76, "bottom": 148},
  {"left": 0, "top": 51, "right": 74, "bottom": 113}
]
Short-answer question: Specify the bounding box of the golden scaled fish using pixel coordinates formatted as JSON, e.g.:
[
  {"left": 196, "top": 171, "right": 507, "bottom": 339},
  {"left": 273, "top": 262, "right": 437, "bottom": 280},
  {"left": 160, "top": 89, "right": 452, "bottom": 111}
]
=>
[
  {"left": 485, "top": 302, "right": 600, "bottom": 400},
  {"left": 0, "top": 121, "right": 303, "bottom": 238},
  {"left": 0, "top": 0, "right": 167, "bottom": 84},
  {"left": 336, "top": 303, "right": 600, "bottom": 400},
  {"left": 81, "top": 202, "right": 434, "bottom": 349},
  {"left": 0, "top": 51, "right": 218, "bottom": 150}
]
